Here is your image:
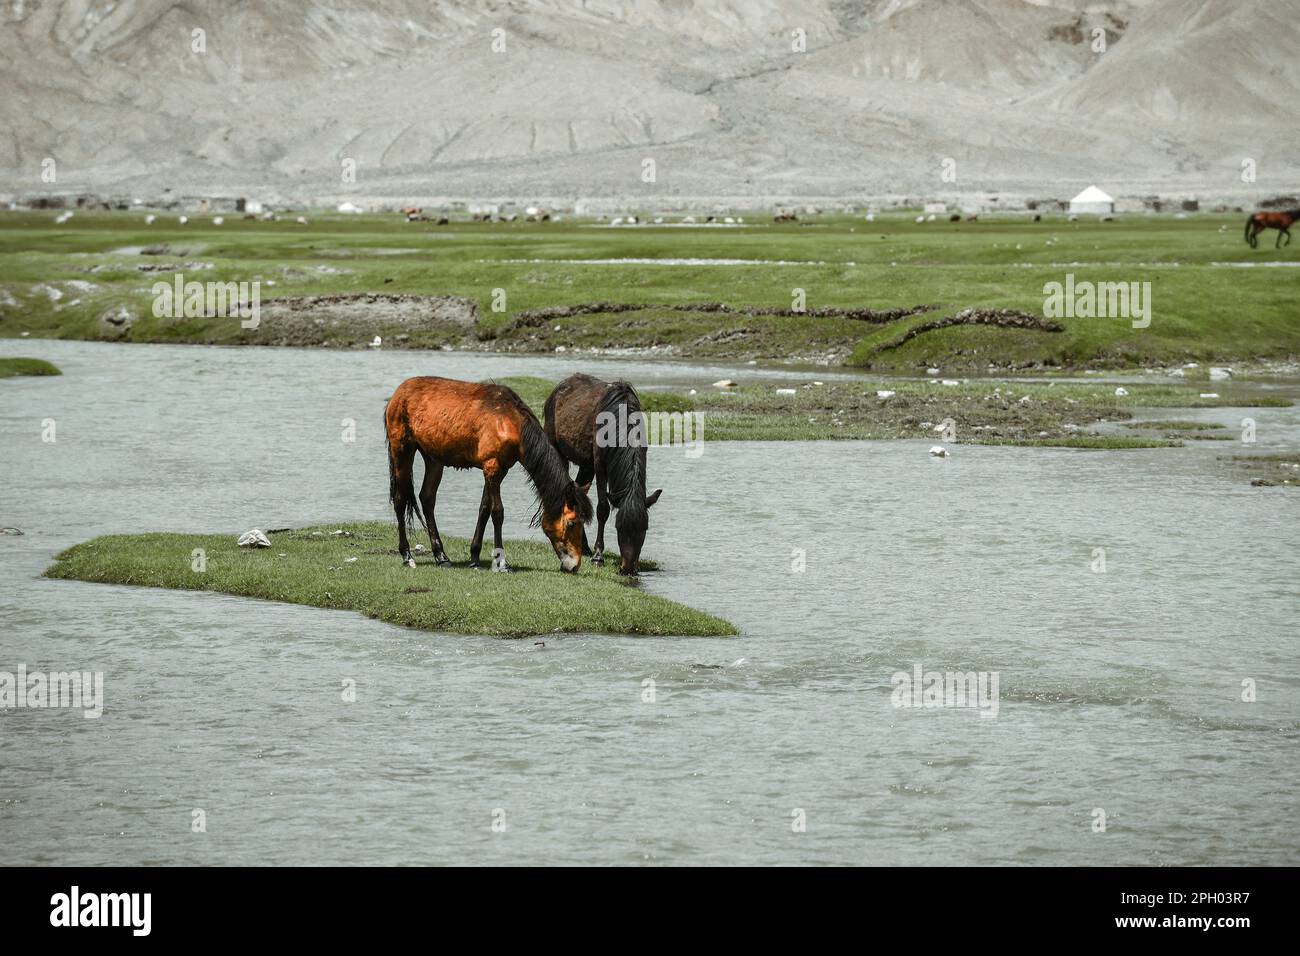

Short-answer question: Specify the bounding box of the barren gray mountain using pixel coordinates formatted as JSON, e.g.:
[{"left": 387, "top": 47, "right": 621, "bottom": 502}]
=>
[{"left": 2, "top": 0, "right": 1296, "bottom": 206}]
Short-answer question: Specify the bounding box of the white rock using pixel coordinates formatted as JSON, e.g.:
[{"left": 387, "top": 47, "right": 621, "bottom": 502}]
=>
[
  {"left": 941, "top": 379, "right": 960, "bottom": 386},
  {"left": 178, "top": 215, "right": 188, "bottom": 224},
  {"left": 144, "top": 214, "right": 156, "bottom": 225},
  {"left": 929, "top": 446, "right": 949, "bottom": 458},
  {"left": 237, "top": 529, "right": 271, "bottom": 548},
  {"left": 1114, "top": 387, "right": 1128, "bottom": 396},
  {"left": 876, "top": 390, "right": 895, "bottom": 398},
  {"left": 915, "top": 215, "right": 925, "bottom": 223},
  {"left": 712, "top": 379, "right": 737, "bottom": 388},
  {"left": 212, "top": 217, "right": 224, "bottom": 225},
  {"left": 369, "top": 336, "right": 382, "bottom": 348},
  {"left": 926, "top": 367, "right": 940, "bottom": 375},
  {"left": 296, "top": 216, "right": 308, "bottom": 224},
  {"left": 1209, "top": 367, "right": 1232, "bottom": 380},
  {"left": 775, "top": 388, "right": 797, "bottom": 395}
]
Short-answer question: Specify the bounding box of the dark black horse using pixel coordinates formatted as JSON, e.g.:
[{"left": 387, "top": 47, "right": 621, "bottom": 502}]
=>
[{"left": 544, "top": 373, "right": 662, "bottom": 575}]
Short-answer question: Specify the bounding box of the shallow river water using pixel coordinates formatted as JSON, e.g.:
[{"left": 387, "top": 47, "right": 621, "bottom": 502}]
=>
[{"left": 1, "top": 341, "right": 1297, "bottom": 865}]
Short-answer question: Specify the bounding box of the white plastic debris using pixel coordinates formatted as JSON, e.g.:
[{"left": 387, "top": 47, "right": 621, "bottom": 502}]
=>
[
  {"left": 941, "top": 379, "right": 960, "bottom": 386},
  {"left": 929, "top": 446, "right": 949, "bottom": 458},
  {"left": 1200, "top": 392, "right": 1219, "bottom": 398},
  {"left": 237, "top": 529, "right": 271, "bottom": 548},
  {"left": 876, "top": 390, "right": 895, "bottom": 398},
  {"left": 775, "top": 388, "right": 797, "bottom": 395}
]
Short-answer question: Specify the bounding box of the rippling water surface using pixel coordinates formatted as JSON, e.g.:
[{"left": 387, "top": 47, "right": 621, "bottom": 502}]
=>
[{"left": 1, "top": 341, "right": 1296, "bottom": 865}]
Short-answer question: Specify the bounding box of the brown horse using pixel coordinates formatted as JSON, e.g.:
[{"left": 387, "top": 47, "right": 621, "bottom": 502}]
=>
[
  {"left": 385, "top": 376, "right": 592, "bottom": 573},
  {"left": 544, "top": 374, "right": 662, "bottom": 575},
  {"left": 1245, "top": 209, "right": 1299, "bottom": 248}
]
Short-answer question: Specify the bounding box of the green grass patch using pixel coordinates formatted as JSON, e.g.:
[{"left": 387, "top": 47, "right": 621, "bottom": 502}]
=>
[
  {"left": 0, "top": 357, "right": 60, "bottom": 377},
  {"left": 43, "top": 521, "right": 737, "bottom": 638},
  {"left": 1121, "top": 419, "right": 1227, "bottom": 430}
]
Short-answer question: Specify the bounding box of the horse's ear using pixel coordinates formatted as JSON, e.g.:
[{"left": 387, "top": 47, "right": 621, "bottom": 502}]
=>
[{"left": 645, "top": 488, "right": 662, "bottom": 508}]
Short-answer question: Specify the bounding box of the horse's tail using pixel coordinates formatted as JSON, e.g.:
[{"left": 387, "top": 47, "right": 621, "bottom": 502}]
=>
[{"left": 385, "top": 394, "right": 421, "bottom": 526}]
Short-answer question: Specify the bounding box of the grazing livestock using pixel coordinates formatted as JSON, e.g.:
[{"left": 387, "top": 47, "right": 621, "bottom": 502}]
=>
[
  {"left": 1244, "top": 209, "right": 1299, "bottom": 248},
  {"left": 544, "top": 374, "right": 662, "bottom": 575},
  {"left": 385, "top": 377, "right": 593, "bottom": 573}
]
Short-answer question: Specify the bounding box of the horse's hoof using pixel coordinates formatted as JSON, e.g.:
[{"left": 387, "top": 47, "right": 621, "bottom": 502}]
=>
[
  {"left": 403, "top": 557, "right": 416, "bottom": 569},
  {"left": 591, "top": 553, "right": 604, "bottom": 566},
  {"left": 435, "top": 558, "right": 452, "bottom": 568},
  {"left": 491, "top": 549, "right": 510, "bottom": 573}
]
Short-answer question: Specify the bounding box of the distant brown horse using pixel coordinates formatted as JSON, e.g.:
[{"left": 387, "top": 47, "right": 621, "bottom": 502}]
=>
[
  {"left": 544, "top": 374, "right": 662, "bottom": 575},
  {"left": 385, "top": 377, "right": 592, "bottom": 573},
  {"left": 1245, "top": 209, "right": 1299, "bottom": 248}
]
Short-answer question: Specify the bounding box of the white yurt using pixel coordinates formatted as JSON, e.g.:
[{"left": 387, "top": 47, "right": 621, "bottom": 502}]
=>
[{"left": 1069, "top": 185, "right": 1114, "bottom": 215}]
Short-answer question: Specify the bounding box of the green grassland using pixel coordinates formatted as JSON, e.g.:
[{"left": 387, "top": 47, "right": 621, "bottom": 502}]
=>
[
  {"left": 0, "top": 356, "right": 60, "bottom": 377},
  {"left": 1, "top": 210, "right": 1296, "bottom": 371},
  {"left": 43, "top": 522, "right": 737, "bottom": 638}
]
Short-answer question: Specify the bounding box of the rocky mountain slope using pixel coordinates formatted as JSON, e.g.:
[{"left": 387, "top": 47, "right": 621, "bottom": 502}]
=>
[{"left": 1, "top": 0, "right": 1295, "bottom": 205}]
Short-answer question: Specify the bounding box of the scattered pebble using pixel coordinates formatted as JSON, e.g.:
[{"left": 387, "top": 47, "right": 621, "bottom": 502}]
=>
[{"left": 929, "top": 446, "right": 949, "bottom": 458}]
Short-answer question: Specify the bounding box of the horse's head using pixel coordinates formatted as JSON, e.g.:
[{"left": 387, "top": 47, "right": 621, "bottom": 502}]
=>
[
  {"left": 539, "top": 480, "right": 592, "bottom": 572},
  {"left": 615, "top": 488, "right": 661, "bottom": 575}
]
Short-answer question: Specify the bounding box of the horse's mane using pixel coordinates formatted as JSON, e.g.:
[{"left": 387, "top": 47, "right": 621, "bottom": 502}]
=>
[
  {"left": 512, "top": 395, "right": 593, "bottom": 525},
  {"left": 597, "top": 382, "right": 648, "bottom": 530}
]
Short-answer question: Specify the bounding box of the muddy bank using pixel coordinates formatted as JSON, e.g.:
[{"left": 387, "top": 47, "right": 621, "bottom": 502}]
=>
[
  {"left": 243, "top": 294, "right": 478, "bottom": 347},
  {"left": 508, "top": 301, "right": 934, "bottom": 330}
]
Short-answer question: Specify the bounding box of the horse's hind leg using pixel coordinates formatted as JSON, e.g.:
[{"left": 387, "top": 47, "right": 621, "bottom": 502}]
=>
[
  {"left": 418, "top": 454, "right": 451, "bottom": 566},
  {"left": 389, "top": 441, "right": 417, "bottom": 568},
  {"left": 1282, "top": 228, "right": 1292, "bottom": 248}
]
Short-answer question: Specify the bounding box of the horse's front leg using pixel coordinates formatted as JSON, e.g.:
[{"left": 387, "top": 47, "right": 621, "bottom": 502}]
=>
[
  {"left": 575, "top": 463, "right": 595, "bottom": 556},
  {"left": 591, "top": 468, "right": 611, "bottom": 566},
  {"left": 470, "top": 462, "right": 510, "bottom": 570},
  {"left": 488, "top": 471, "right": 510, "bottom": 573}
]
